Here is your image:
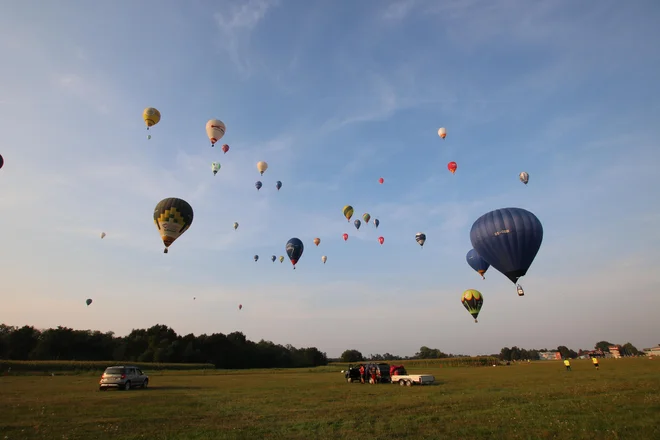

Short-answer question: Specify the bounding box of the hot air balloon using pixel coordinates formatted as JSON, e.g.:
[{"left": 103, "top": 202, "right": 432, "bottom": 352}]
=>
[
  {"left": 378, "top": 236, "right": 384, "bottom": 245},
  {"left": 0, "top": 154, "right": 4, "bottom": 169},
  {"left": 313, "top": 238, "right": 320, "bottom": 246},
  {"left": 153, "top": 198, "right": 194, "bottom": 254},
  {"left": 415, "top": 232, "right": 426, "bottom": 247},
  {"left": 143, "top": 107, "right": 160, "bottom": 139},
  {"left": 255, "top": 181, "right": 262, "bottom": 191},
  {"left": 321, "top": 255, "right": 327, "bottom": 264},
  {"left": 373, "top": 219, "right": 380, "bottom": 228},
  {"left": 221, "top": 144, "right": 230, "bottom": 154},
  {"left": 206, "top": 119, "right": 226, "bottom": 147},
  {"left": 461, "top": 289, "right": 483, "bottom": 323},
  {"left": 343, "top": 205, "right": 354, "bottom": 222},
  {"left": 362, "top": 213, "right": 371, "bottom": 224},
  {"left": 239, "top": 304, "right": 243, "bottom": 310},
  {"left": 233, "top": 222, "right": 239, "bottom": 230},
  {"left": 354, "top": 219, "right": 361, "bottom": 230},
  {"left": 378, "top": 177, "right": 384, "bottom": 184},
  {"left": 257, "top": 161, "right": 268, "bottom": 175},
  {"left": 100, "top": 232, "right": 106, "bottom": 239},
  {"left": 271, "top": 255, "right": 276, "bottom": 263},
  {"left": 86, "top": 298, "right": 92, "bottom": 306},
  {"left": 519, "top": 172, "right": 529, "bottom": 185},
  {"left": 286, "top": 238, "right": 304, "bottom": 269},
  {"left": 193, "top": 297, "right": 196, "bottom": 300},
  {"left": 343, "top": 233, "right": 349, "bottom": 241},
  {"left": 466, "top": 249, "right": 490, "bottom": 279},
  {"left": 254, "top": 255, "right": 259, "bottom": 262},
  {"left": 279, "top": 256, "right": 284, "bottom": 263},
  {"left": 276, "top": 181, "right": 282, "bottom": 191},
  {"left": 469, "top": 207, "right": 543, "bottom": 293},
  {"left": 211, "top": 162, "right": 221, "bottom": 176},
  {"left": 448, "top": 162, "right": 457, "bottom": 174},
  {"left": 438, "top": 127, "right": 447, "bottom": 139}
]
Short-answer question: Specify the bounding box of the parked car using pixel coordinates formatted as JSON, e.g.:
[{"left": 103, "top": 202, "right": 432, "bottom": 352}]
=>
[
  {"left": 99, "top": 366, "right": 149, "bottom": 391},
  {"left": 344, "top": 364, "right": 362, "bottom": 383}
]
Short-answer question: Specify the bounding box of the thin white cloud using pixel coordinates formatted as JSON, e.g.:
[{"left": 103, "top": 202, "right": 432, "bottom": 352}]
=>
[
  {"left": 213, "top": 0, "right": 280, "bottom": 76},
  {"left": 380, "top": 0, "right": 418, "bottom": 22}
]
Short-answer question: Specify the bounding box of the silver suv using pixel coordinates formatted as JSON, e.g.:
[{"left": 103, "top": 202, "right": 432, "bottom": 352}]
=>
[{"left": 99, "top": 366, "right": 149, "bottom": 391}]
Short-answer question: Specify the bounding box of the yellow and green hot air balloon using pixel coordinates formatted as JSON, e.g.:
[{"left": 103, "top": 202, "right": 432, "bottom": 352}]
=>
[
  {"left": 343, "top": 205, "right": 354, "bottom": 222},
  {"left": 279, "top": 255, "right": 284, "bottom": 263},
  {"left": 153, "top": 197, "right": 194, "bottom": 254},
  {"left": 461, "top": 289, "right": 483, "bottom": 323},
  {"left": 362, "top": 213, "right": 371, "bottom": 224},
  {"left": 143, "top": 107, "right": 161, "bottom": 139}
]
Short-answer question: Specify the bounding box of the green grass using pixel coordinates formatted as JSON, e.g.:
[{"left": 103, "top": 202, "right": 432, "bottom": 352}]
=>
[{"left": 1, "top": 358, "right": 659, "bottom": 439}]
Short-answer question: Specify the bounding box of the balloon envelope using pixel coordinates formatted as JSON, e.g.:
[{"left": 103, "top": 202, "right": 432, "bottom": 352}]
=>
[
  {"left": 461, "top": 289, "right": 483, "bottom": 323},
  {"left": 257, "top": 161, "right": 268, "bottom": 175},
  {"left": 448, "top": 162, "right": 457, "bottom": 174},
  {"left": 438, "top": 127, "right": 447, "bottom": 139},
  {"left": 206, "top": 119, "right": 226, "bottom": 145},
  {"left": 0, "top": 154, "right": 4, "bottom": 169},
  {"left": 466, "top": 249, "right": 490, "bottom": 279},
  {"left": 373, "top": 219, "right": 379, "bottom": 228},
  {"left": 342, "top": 205, "right": 354, "bottom": 221},
  {"left": 276, "top": 181, "right": 282, "bottom": 190},
  {"left": 519, "top": 172, "right": 529, "bottom": 185},
  {"left": 255, "top": 181, "right": 262, "bottom": 190},
  {"left": 143, "top": 108, "right": 161, "bottom": 127},
  {"left": 153, "top": 198, "right": 194, "bottom": 253},
  {"left": 415, "top": 232, "right": 426, "bottom": 247},
  {"left": 469, "top": 207, "right": 543, "bottom": 284},
  {"left": 286, "top": 238, "right": 304, "bottom": 267},
  {"left": 86, "top": 299, "right": 92, "bottom": 306},
  {"left": 354, "top": 219, "right": 361, "bottom": 230},
  {"left": 222, "top": 144, "right": 230, "bottom": 154}
]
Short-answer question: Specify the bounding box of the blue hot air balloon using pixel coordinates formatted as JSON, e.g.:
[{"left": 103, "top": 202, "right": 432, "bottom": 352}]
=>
[
  {"left": 285, "top": 238, "right": 304, "bottom": 269},
  {"left": 466, "top": 249, "right": 490, "bottom": 279},
  {"left": 276, "top": 181, "right": 282, "bottom": 191},
  {"left": 255, "top": 181, "right": 262, "bottom": 191},
  {"left": 354, "top": 219, "right": 361, "bottom": 230},
  {"left": 469, "top": 208, "right": 543, "bottom": 289},
  {"left": 271, "top": 255, "right": 276, "bottom": 262},
  {"left": 373, "top": 218, "right": 379, "bottom": 228}
]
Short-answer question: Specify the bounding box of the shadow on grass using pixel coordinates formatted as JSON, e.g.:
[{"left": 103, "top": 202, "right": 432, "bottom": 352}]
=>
[{"left": 100, "top": 385, "right": 205, "bottom": 392}]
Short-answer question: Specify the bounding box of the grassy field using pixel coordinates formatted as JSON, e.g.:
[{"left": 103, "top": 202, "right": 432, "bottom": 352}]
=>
[{"left": 1, "top": 358, "right": 659, "bottom": 439}]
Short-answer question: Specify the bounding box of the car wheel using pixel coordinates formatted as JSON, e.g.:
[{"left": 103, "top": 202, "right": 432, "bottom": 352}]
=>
[
  {"left": 398, "top": 380, "right": 405, "bottom": 386},
  {"left": 142, "top": 379, "right": 148, "bottom": 389},
  {"left": 123, "top": 381, "right": 131, "bottom": 391}
]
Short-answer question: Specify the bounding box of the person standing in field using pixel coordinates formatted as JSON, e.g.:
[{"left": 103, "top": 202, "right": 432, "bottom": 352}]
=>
[
  {"left": 564, "top": 359, "right": 572, "bottom": 371},
  {"left": 591, "top": 356, "right": 600, "bottom": 370},
  {"left": 359, "top": 364, "right": 365, "bottom": 383},
  {"left": 370, "top": 366, "right": 377, "bottom": 384}
]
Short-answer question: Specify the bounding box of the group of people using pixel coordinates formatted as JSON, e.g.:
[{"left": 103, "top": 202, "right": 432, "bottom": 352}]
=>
[
  {"left": 564, "top": 357, "right": 600, "bottom": 371},
  {"left": 357, "top": 364, "right": 379, "bottom": 383}
]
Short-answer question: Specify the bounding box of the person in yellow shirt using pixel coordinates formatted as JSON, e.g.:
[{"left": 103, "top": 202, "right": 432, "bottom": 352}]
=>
[
  {"left": 591, "top": 356, "right": 600, "bottom": 370},
  {"left": 563, "top": 359, "right": 571, "bottom": 371}
]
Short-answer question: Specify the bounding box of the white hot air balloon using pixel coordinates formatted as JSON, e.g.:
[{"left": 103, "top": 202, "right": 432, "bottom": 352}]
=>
[
  {"left": 100, "top": 232, "right": 106, "bottom": 239},
  {"left": 438, "top": 127, "right": 447, "bottom": 139},
  {"left": 206, "top": 119, "right": 226, "bottom": 147},
  {"left": 519, "top": 171, "right": 529, "bottom": 185},
  {"left": 321, "top": 255, "right": 327, "bottom": 264}
]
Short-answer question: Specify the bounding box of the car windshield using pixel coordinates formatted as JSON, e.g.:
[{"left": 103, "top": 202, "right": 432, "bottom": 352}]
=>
[{"left": 105, "top": 368, "right": 125, "bottom": 375}]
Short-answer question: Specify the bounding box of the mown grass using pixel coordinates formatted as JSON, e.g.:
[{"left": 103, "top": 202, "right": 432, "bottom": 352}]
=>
[{"left": 1, "top": 358, "right": 659, "bottom": 439}]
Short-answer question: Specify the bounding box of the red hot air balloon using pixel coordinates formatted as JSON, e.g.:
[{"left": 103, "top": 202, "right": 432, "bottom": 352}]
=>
[
  {"left": 239, "top": 304, "right": 243, "bottom": 310},
  {"left": 378, "top": 177, "right": 384, "bottom": 184},
  {"left": 448, "top": 161, "right": 457, "bottom": 174},
  {"left": 343, "top": 233, "right": 349, "bottom": 241},
  {"left": 378, "top": 236, "right": 384, "bottom": 245},
  {"left": 221, "top": 144, "right": 229, "bottom": 154}
]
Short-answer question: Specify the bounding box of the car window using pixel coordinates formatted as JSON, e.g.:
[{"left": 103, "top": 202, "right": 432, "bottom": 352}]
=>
[
  {"left": 105, "top": 368, "right": 124, "bottom": 375},
  {"left": 127, "top": 368, "right": 135, "bottom": 375},
  {"left": 137, "top": 369, "right": 143, "bottom": 375}
]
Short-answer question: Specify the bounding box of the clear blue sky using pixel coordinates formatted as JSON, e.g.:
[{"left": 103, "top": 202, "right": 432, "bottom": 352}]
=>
[{"left": 1, "top": 0, "right": 659, "bottom": 357}]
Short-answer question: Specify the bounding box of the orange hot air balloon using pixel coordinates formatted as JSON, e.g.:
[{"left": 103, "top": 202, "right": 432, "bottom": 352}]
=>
[
  {"left": 313, "top": 238, "right": 320, "bottom": 246},
  {"left": 448, "top": 161, "right": 457, "bottom": 174},
  {"left": 378, "top": 236, "right": 384, "bottom": 245},
  {"left": 221, "top": 144, "right": 229, "bottom": 154},
  {"left": 378, "top": 177, "right": 384, "bottom": 184},
  {"left": 342, "top": 233, "right": 349, "bottom": 241}
]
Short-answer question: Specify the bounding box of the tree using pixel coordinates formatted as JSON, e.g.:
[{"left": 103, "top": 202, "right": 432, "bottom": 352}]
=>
[
  {"left": 557, "top": 346, "right": 577, "bottom": 359},
  {"left": 340, "top": 349, "right": 364, "bottom": 363},
  {"left": 621, "top": 342, "right": 640, "bottom": 356},
  {"left": 595, "top": 341, "right": 614, "bottom": 352}
]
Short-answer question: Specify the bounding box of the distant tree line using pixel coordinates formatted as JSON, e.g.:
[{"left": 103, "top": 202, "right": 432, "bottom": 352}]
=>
[
  {"left": 497, "top": 340, "right": 643, "bottom": 361},
  {"left": 339, "top": 346, "right": 474, "bottom": 363},
  {"left": 339, "top": 340, "right": 646, "bottom": 364},
  {"left": 0, "top": 323, "right": 328, "bottom": 369}
]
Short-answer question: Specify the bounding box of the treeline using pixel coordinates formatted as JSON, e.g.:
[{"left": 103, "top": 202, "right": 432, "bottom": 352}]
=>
[
  {"left": 0, "top": 323, "right": 328, "bottom": 369},
  {"left": 498, "top": 340, "right": 644, "bottom": 361},
  {"left": 340, "top": 346, "right": 479, "bottom": 363}
]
